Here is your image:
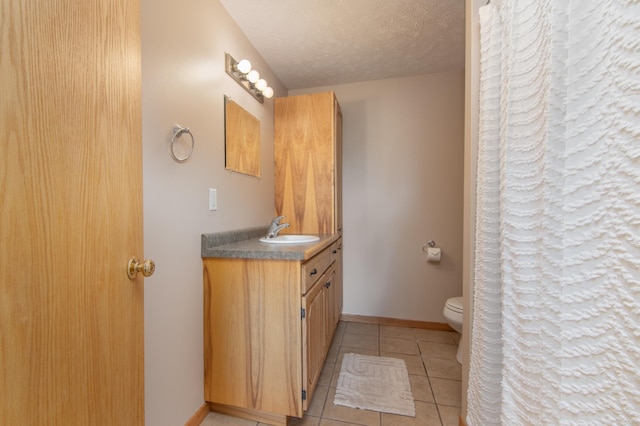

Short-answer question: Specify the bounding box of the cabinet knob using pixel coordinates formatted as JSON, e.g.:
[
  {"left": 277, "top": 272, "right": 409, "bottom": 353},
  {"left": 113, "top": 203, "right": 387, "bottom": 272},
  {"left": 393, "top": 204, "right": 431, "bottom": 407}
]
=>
[
  {"left": 325, "top": 281, "right": 331, "bottom": 288},
  {"left": 310, "top": 268, "right": 318, "bottom": 276},
  {"left": 332, "top": 250, "right": 337, "bottom": 254}
]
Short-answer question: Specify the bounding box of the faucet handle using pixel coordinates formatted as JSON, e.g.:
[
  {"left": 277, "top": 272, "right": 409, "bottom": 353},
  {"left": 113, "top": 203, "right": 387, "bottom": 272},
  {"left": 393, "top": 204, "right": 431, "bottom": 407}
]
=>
[{"left": 271, "top": 215, "right": 285, "bottom": 224}]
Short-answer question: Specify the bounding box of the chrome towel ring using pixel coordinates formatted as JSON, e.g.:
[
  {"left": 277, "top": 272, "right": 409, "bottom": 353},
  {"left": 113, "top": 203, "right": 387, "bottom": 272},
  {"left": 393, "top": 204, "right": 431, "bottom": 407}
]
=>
[{"left": 169, "top": 125, "right": 194, "bottom": 162}]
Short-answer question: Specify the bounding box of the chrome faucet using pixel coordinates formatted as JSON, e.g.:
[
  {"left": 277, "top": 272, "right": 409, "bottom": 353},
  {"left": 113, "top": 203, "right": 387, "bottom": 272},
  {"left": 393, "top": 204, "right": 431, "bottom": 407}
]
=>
[{"left": 266, "top": 215, "right": 290, "bottom": 238}]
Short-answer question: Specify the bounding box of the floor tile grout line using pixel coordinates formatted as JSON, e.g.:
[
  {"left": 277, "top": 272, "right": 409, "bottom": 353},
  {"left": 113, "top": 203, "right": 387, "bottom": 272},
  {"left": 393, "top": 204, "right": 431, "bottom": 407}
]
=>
[
  {"left": 317, "top": 381, "right": 329, "bottom": 423},
  {"left": 416, "top": 330, "right": 445, "bottom": 426}
]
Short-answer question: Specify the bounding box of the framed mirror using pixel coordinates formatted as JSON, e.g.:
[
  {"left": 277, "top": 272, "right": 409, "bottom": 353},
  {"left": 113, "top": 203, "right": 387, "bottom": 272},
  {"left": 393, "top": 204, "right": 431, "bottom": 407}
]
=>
[{"left": 224, "top": 96, "right": 261, "bottom": 177}]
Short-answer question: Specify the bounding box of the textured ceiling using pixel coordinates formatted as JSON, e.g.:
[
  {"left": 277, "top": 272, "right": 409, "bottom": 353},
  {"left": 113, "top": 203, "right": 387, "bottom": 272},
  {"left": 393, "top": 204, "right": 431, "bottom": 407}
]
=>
[{"left": 219, "top": 0, "right": 465, "bottom": 90}]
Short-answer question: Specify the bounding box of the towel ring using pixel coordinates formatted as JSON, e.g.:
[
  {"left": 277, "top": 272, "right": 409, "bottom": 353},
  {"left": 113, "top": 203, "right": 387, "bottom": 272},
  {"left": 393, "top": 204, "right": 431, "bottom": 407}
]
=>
[{"left": 170, "top": 125, "right": 194, "bottom": 163}]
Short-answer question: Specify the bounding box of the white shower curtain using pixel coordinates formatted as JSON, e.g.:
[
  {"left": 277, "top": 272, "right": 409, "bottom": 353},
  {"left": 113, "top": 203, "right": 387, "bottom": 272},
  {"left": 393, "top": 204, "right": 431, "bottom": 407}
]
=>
[{"left": 468, "top": 1, "right": 640, "bottom": 425}]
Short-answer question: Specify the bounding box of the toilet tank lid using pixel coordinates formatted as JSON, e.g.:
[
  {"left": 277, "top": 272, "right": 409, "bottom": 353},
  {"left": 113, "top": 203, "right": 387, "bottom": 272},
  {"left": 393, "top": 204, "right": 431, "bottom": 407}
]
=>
[{"left": 445, "top": 297, "right": 463, "bottom": 313}]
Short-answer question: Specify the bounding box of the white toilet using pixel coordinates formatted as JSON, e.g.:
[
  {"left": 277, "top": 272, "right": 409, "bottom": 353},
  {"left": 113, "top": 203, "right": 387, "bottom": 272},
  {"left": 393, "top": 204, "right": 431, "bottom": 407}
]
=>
[{"left": 443, "top": 296, "right": 463, "bottom": 364}]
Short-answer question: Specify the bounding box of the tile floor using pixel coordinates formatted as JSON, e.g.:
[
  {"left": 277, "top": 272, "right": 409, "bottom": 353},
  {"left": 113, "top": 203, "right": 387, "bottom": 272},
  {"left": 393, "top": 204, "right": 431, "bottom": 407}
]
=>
[{"left": 202, "top": 321, "right": 462, "bottom": 426}]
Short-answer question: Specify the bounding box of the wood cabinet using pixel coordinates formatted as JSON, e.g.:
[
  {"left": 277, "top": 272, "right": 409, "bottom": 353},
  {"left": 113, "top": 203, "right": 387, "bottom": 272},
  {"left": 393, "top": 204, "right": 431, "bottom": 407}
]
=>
[
  {"left": 203, "top": 238, "right": 341, "bottom": 425},
  {"left": 274, "top": 92, "right": 343, "bottom": 234},
  {"left": 274, "top": 93, "right": 344, "bottom": 403}
]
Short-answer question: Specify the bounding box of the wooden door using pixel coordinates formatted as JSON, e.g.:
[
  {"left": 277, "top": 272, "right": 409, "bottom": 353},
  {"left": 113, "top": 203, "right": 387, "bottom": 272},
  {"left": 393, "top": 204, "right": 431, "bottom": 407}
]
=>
[
  {"left": 324, "top": 268, "right": 337, "bottom": 345},
  {"left": 0, "top": 0, "right": 144, "bottom": 424},
  {"left": 274, "top": 92, "right": 336, "bottom": 234},
  {"left": 335, "top": 238, "right": 344, "bottom": 323},
  {"left": 302, "top": 278, "right": 326, "bottom": 410}
]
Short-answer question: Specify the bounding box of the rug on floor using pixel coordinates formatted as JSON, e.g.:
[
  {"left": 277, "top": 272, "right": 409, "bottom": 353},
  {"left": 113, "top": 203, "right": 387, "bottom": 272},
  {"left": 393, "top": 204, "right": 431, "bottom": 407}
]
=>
[{"left": 334, "top": 353, "right": 416, "bottom": 417}]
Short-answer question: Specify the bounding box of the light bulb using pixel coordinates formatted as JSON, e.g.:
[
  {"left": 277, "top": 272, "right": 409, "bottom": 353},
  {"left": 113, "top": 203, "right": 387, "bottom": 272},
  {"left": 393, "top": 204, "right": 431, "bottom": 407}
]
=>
[
  {"left": 255, "top": 79, "right": 268, "bottom": 91},
  {"left": 262, "top": 87, "right": 274, "bottom": 99},
  {"left": 247, "top": 70, "right": 260, "bottom": 83},
  {"left": 236, "top": 59, "right": 251, "bottom": 74}
]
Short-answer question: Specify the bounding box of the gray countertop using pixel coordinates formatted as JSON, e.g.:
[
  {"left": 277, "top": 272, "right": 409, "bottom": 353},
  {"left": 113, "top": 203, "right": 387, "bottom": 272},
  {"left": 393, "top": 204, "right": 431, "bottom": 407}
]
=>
[{"left": 202, "top": 227, "right": 339, "bottom": 261}]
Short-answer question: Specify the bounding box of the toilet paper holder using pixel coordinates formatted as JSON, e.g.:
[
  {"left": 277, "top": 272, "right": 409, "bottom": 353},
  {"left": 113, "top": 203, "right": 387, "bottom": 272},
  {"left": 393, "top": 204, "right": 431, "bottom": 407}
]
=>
[{"left": 422, "top": 240, "right": 441, "bottom": 262}]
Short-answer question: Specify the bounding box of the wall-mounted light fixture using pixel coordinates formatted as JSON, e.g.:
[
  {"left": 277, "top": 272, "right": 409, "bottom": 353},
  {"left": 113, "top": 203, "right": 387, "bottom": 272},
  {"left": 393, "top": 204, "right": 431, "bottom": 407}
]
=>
[{"left": 225, "top": 53, "right": 274, "bottom": 103}]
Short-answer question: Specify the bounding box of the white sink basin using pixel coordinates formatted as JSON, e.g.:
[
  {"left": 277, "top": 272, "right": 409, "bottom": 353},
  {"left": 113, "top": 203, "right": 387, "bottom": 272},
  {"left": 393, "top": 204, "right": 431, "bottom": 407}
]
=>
[{"left": 259, "top": 235, "right": 320, "bottom": 244}]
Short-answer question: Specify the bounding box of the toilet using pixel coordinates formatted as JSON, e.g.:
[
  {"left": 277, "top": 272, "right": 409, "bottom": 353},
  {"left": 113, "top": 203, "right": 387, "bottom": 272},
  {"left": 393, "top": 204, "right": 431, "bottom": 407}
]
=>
[{"left": 443, "top": 296, "right": 463, "bottom": 364}]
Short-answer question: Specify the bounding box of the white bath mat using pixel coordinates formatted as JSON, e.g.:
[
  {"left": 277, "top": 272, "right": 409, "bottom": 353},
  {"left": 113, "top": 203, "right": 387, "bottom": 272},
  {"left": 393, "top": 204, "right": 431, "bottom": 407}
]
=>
[{"left": 334, "top": 353, "right": 416, "bottom": 417}]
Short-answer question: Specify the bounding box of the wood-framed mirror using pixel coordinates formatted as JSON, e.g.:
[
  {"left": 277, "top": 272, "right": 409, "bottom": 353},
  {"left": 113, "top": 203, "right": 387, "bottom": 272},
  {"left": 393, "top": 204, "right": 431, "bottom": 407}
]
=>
[{"left": 224, "top": 96, "right": 261, "bottom": 177}]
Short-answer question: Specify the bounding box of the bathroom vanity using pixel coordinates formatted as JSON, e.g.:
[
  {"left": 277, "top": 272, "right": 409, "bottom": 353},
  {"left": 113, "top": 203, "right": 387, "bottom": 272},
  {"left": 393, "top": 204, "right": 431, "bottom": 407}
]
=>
[
  {"left": 201, "top": 229, "right": 342, "bottom": 425},
  {"left": 201, "top": 91, "right": 344, "bottom": 425}
]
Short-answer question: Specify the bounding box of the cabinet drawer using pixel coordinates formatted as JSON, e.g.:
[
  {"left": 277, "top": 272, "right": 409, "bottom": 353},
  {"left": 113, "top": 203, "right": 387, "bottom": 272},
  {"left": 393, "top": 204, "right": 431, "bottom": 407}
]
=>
[{"left": 301, "top": 242, "right": 337, "bottom": 294}]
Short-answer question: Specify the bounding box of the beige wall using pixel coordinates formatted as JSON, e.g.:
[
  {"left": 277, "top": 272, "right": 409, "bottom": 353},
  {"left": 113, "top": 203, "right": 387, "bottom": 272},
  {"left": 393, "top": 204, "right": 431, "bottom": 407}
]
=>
[
  {"left": 292, "top": 72, "right": 465, "bottom": 323},
  {"left": 141, "top": 0, "right": 286, "bottom": 424}
]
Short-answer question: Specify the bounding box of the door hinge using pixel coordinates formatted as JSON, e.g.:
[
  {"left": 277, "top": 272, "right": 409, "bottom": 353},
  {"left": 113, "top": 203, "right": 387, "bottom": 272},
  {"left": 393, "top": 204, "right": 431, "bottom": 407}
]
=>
[
  {"left": 301, "top": 308, "right": 306, "bottom": 319},
  {"left": 302, "top": 390, "right": 307, "bottom": 400}
]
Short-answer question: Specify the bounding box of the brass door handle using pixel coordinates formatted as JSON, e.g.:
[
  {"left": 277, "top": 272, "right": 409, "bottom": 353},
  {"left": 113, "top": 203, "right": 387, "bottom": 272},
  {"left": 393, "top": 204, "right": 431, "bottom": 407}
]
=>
[{"left": 127, "top": 257, "right": 155, "bottom": 280}]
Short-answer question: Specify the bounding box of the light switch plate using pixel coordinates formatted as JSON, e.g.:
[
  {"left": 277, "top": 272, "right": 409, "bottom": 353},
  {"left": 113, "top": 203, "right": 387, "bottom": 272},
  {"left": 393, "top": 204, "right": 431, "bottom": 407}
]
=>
[{"left": 209, "top": 188, "right": 217, "bottom": 211}]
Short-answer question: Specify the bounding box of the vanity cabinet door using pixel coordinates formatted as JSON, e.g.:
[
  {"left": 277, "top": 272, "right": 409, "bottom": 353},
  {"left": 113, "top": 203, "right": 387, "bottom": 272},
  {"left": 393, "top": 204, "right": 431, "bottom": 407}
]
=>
[
  {"left": 335, "top": 238, "right": 343, "bottom": 326},
  {"left": 324, "top": 268, "right": 337, "bottom": 346},
  {"left": 302, "top": 274, "right": 327, "bottom": 410}
]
